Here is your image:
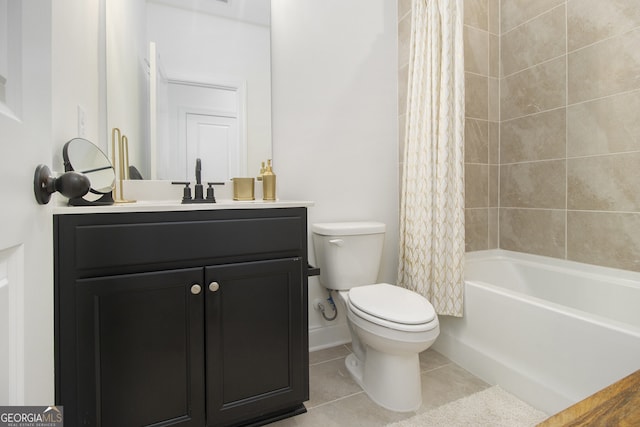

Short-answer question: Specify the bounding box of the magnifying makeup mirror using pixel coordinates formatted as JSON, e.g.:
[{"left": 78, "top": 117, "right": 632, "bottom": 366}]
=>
[{"left": 63, "top": 138, "right": 116, "bottom": 206}]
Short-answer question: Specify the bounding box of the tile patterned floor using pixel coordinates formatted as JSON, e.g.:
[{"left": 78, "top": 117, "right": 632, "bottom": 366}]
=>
[{"left": 272, "top": 345, "right": 490, "bottom": 426}]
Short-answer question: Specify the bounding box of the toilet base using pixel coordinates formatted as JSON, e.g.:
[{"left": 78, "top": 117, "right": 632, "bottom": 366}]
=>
[{"left": 345, "top": 348, "right": 422, "bottom": 412}]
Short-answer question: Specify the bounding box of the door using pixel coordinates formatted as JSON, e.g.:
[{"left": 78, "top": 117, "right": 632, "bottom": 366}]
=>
[
  {"left": 205, "top": 258, "right": 307, "bottom": 427},
  {"left": 74, "top": 268, "right": 205, "bottom": 427},
  {"left": 185, "top": 112, "right": 239, "bottom": 182},
  {"left": 163, "top": 80, "right": 246, "bottom": 181},
  {"left": 0, "top": 1, "right": 54, "bottom": 404}
]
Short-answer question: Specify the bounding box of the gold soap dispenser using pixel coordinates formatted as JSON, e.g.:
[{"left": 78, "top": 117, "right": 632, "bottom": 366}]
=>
[
  {"left": 257, "top": 161, "right": 265, "bottom": 181},
  {"left": 262, "top": 159, "right": 276, "bottom": 201}
]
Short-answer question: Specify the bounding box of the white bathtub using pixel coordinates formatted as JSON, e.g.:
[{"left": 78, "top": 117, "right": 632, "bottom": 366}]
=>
[{"left": 432, "top": 249, "right": 640, "bottom": 415}]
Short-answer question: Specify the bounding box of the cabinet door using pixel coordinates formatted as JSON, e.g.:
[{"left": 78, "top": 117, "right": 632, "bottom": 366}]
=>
[
  {"left": 75, "top": 268, "right": 205, "bottom": 427},
  {"left": 205, "top": 258, "right": 306, "bottom": 427}
]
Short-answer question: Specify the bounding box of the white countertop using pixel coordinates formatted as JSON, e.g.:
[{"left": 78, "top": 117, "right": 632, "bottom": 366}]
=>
[
  {"left": 52, "top": 199, "right": 314, "bottom": 215},
  {"left": 51, "top": 180, "right": 313, "bottom": 214}
]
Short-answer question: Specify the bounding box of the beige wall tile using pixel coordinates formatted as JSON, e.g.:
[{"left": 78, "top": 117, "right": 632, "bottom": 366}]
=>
[
  {"left": 567, "top": 90, "right": 640, "bottom": 157},
  {"left": 398, "top": 14, "right": 412, "bottom": 68},
  {"left": 500, "top": 160, "right": 566, "bottom": 208},
  {"left": 488, "top": 77, "right": 499, "bottom": 121},
  {"left": 568, "top": 153, "right": 640, "bottom": 212},
  {"left": 501, "top": 0, "right": 565, "bottom": 33},
  {"left": 500, "top": 208, "right": 566, "bottom": 258},
  {"left": 500, "top": 109, "right": 566, "bottom": 163},
  {"left": 488, "top": 208, "right": 499, "bottom": 249},
  {"left": 489, "top": 34, "right": 499, "bottom": 78},
  {"left": 569, "top": 27, "right": 640, "bottom": 104},
  {"left": 465, "top": 208, "right": 489, "bottom": 251},
  {"left": 567, "top": 211, "right": 640, "bottom": 271},
  {"left": 465, "top": 118, "right": 489, "bottom": 163},
  {"left": 488, "top": 121, "right": 499, "bottom": 164},
  {"left": 398, "top": 0, "right": 412, "bottom": 19},
  {"left": 501, "top": 5, "right": 566, "bottom": 76},
  {"left": 501, "top": 57, "right": 566, "bottom": 121},
  {"left": 400, "top": 0, "right": 640, "bottom": 266},
  {"left": 568, "top": 0, "right": 640, "bottom": 52},
  {"left": 466, "top": 73, "right": 489, "bottom": 119},
  {"left": 398, "top": 64, "right": 409, "bottom": 116},
  {"left": 399, "top": 114, "right": 406, "bottom": 161},
  {"left": 489, "top": 165, "right": 499, "bottom": 207},
  {"left": 488, "top": 0, "right": 500, "bottom": 35},
  {"left": 465, "top": 26, "right": 489, "bottom": 75},
  {"left": 465, "top": 0, "right": 489, "bottom": 31},
  {"left": 465, "top": 163, "right": 489, "bottom": 208},
  {"left": 477, "top": 0, "right": 640, "bottom": 269}
]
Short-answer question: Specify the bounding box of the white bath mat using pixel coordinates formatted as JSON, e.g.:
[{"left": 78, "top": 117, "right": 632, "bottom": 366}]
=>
[{"left": 386, "top": 386, "right": 548, "bottom": 427}]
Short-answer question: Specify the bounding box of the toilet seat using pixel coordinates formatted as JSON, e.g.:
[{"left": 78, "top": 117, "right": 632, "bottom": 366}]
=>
[{"left": 347, "top": 283, "right": 437, "bottom": 332}]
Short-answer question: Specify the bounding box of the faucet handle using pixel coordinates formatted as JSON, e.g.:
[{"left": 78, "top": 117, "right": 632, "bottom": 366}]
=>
[
  {"left": 171, "top": 181, "right": 192, "bottom": 202},
  {"left": 206, "top": 182, "right": 225, "bottom": 203},
  {"left": 206, "top": 183, "right": 216, "bottom": 202}
]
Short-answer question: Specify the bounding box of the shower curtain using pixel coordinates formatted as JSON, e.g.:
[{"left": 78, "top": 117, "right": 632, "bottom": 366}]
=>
[{"left": 398, "top": 0, "right": 465, "bottom": 317}]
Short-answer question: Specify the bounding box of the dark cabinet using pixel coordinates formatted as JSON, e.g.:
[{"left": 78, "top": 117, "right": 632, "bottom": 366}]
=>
[
  {"left": 75, "top": 268, "right": 205, "bottom": 427},
  {"left": 205, "top": 259, "right": 305, "bottom": 426},
  {"left": 54, "top": 208, "right": 309, "bottom": 427}
]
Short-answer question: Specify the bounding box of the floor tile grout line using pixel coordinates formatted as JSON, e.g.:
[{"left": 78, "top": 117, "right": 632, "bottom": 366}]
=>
[
  {"left": 309, "top": 345, "right": 353, "bottom": 364},
  {"left": 309, "top": 355, "right": 348, "bottom": 367},
  {"left": 420, "top": 362, "right": 453, "bottom": 375},
  {"left": 306, "top": 390, "right": 365, "bottom": 411}
]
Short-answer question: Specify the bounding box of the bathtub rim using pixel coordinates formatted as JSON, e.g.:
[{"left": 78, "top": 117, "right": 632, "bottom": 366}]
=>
[
  {"left": 467, "top": 249, "right": 640, "bottom": 289},
  {"left": 465, "top": 249, "right": 640, "bottom": 337}
]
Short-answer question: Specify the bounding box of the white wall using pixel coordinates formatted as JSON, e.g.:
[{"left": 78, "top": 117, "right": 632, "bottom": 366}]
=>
[
  {"left": 271, "top": 0, "right": 399, "bottom": 349},
  {"left": 52, "top": 0, "right": 103, "bottom": 169}
]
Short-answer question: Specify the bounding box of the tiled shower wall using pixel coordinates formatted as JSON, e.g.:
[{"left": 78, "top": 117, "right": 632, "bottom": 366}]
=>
[
  {"left": 499, "top": 0, "right": 640, "bottom": 271},
  {"left": 399, "top": 0, "right": 640, "bottom": 272},
  {"left": 463, "top": 0, "right": 500, "bottom": 251},
  {"left": 398, "top": 0, "right": 500, "bottom": 252}
]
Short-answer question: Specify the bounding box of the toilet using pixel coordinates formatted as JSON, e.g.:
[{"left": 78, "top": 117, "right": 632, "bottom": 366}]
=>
[{"left": 312, "top": 221, "right": 440, "bottom": 412}]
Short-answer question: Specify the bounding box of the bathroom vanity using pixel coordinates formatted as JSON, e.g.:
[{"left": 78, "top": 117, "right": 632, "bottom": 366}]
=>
[{"left": 53, "top": 202, "right": 312, "bottom": 427}]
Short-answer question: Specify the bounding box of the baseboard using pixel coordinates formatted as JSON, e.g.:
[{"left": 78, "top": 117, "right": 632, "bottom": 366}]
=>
[{"left": 308, "top": 323, "right": 351, "bottom": 352}]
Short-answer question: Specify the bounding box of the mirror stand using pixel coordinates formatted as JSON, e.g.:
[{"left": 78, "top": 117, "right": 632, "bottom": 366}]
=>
[{"left": 68, "top": 191, "right": 115, "bottom": 206}]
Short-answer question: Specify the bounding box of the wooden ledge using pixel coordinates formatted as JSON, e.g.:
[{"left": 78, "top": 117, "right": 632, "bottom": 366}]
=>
[{"left": 537, "top": 369, "right": 640, "bottom": 426}]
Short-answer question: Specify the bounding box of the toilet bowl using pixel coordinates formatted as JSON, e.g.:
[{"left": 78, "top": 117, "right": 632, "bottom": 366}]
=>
[{"left": 312, "top": 222, "right": 440, "bottom": 412}]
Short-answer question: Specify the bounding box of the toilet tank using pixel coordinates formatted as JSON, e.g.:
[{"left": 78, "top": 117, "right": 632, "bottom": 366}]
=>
[{"left": 312, "top": 222, "right": 386, "bottom": 291}]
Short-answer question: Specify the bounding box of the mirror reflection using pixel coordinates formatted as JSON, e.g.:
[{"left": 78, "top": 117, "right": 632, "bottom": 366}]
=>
[
  {"left": 106, "top": 0, "right": 272, "bottom": 182},
  {"left": 63, "top": 138, "right": 116, "bottom": 205}
]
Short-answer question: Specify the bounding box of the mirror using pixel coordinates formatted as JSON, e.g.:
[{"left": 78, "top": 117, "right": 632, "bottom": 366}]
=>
[
  {"left": 63, "top": 138, "right": 116, "bottom": 205},
  {"left": 106, "top": 0, "right": 272, "bottom": 182}
]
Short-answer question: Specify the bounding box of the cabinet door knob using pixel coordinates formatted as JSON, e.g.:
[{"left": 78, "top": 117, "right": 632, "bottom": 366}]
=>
[
  {"left": 191, "top": 284, "right": 202, "bottom": 295},
  {"left": 209, "top": 282, "right": 220, "bottom": 292}
]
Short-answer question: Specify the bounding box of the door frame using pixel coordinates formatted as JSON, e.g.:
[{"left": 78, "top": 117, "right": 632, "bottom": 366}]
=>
[{"left": 169, "top": 78, "right": 247, "bottom": 180}]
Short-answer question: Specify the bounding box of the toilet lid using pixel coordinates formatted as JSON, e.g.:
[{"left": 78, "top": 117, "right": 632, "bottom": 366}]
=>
[{"left": 348, "top": 283, "right": 436, "bottom": 325}]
